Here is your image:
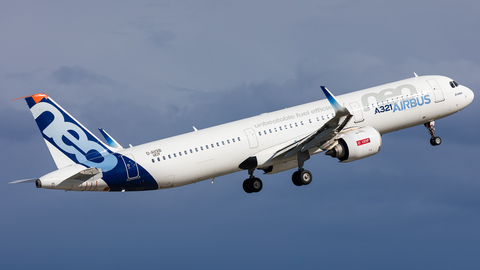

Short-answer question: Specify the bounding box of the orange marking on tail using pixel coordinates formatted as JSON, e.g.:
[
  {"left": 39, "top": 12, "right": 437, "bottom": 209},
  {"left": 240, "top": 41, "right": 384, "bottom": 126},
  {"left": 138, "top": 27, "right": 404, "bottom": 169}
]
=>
[{"left": 11, "top": 93, "right": 49, "bottom": 103}]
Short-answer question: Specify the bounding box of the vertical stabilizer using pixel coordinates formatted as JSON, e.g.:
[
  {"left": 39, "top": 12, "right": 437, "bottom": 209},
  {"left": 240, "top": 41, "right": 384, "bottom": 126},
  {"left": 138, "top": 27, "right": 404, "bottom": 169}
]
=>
[{"left": 20, "top": 93, "right": 118, "bottom": 171}]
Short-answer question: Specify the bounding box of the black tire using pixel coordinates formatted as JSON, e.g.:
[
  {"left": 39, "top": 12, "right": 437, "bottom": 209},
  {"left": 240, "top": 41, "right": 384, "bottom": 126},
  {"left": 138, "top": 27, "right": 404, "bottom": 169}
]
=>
[
  {"left": 243, "top": 179, "right": 253, "bottom": 193},
  {"left": 292, "top": 171, "right": 302, "bottom": 186},
  {"left": 298, "top": 170, "right": 312, "bottom": 185}
]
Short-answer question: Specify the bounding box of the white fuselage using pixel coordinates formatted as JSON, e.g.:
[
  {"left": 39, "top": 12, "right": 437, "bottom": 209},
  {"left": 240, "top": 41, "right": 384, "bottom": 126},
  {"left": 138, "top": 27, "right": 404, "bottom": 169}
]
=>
[{"left": 110, "top": 75, "right": 473, "bottom": 190}]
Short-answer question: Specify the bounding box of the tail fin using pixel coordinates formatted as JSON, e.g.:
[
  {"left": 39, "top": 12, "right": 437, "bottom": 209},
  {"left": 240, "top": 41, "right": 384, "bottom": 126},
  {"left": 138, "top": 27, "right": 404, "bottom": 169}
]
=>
[{"left": 18, "top": 93, "right": 118, "bottom": 171}]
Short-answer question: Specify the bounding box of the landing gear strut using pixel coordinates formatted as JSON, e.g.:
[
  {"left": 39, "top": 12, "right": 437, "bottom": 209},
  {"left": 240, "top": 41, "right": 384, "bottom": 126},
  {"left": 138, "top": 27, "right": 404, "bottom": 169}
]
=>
[
  {"left": 424, "top": 121, "right": 442, "bottom": 146},
  {"left": 291, "top": 150, "right": 313, "bottom": 186},
  {"left": 243, "top": 168, "right": 263, "bottom": 193}
]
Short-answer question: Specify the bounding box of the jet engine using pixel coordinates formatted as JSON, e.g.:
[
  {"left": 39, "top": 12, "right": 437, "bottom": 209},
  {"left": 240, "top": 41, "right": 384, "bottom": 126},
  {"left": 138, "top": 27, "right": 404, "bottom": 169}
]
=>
[{"left": 325, "top": 126, "right": 382, "bottom": 162}]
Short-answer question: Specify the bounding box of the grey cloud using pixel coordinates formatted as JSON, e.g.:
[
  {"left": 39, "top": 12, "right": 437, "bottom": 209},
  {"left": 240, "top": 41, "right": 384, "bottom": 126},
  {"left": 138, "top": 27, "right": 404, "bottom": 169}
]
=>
[
  {"left": 51, "top": 66, "right": 117, "bottom": 86},
  {"left": 146, "top": 30, "right": 176, "bottom": 48}
]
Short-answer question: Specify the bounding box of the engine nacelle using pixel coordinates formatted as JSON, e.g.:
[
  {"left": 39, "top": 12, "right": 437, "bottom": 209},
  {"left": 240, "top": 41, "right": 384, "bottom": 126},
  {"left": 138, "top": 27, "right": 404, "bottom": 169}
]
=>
[{"left": 325, "top": 126, "right": 382, "bottom": 162}]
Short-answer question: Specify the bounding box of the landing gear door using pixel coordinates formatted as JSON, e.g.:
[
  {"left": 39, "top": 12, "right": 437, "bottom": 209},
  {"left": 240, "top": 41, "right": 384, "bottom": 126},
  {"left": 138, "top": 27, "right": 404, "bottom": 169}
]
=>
[
  {"left": 121, "top": 154, "right": 140, "bottom": 181},
  {"left": 427, "top": 79, "right": 445, "bottom": 103},
  {"left": 244, "top": 128, "right": 259, "bottom": 149}
]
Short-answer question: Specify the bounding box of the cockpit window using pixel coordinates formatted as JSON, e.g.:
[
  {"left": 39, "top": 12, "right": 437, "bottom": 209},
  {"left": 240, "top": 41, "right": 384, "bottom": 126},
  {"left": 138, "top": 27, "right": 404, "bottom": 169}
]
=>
[{"left": 450, "top": 81, "right": 459, "bottom": 88}]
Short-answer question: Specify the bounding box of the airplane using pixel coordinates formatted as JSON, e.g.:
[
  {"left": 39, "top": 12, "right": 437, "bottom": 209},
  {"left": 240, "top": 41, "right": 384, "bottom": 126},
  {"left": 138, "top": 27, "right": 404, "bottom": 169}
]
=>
[{"left": 10, "top": 74, "right": 474, "bottom": 193}]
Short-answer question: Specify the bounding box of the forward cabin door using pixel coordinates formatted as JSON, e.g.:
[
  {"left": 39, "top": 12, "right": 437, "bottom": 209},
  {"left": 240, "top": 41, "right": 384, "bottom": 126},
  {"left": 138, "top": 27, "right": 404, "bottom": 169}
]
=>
[{"left": 427, "top": 79, "right": 445, "bottom": 103}]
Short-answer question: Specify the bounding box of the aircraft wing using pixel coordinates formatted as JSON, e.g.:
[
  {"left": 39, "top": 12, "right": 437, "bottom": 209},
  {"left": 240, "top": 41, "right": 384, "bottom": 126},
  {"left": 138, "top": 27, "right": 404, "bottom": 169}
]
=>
[{"left": 260, "top": 86, "right": 352, "bottom": 164}]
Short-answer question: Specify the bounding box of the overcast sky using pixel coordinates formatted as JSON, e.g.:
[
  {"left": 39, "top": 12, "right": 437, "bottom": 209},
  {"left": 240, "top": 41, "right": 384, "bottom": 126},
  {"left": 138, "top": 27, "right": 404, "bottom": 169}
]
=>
[{"left": 1, "top": 1, "right": 479, "bottom": 269}]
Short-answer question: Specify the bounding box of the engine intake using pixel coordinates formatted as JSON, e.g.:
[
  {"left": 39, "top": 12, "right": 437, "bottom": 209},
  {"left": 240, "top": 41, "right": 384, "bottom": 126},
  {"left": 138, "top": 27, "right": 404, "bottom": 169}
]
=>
[{"left": 325, "top": 126, "right": 382, "bottom": 162}]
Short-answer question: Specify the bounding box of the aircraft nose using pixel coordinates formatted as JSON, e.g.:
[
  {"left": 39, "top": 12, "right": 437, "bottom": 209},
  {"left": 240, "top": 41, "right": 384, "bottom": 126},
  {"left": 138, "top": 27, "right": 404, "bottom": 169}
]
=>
[
  {"left": 465, "top": 86, "right": 474, "bottom": 105},
  {"left": 458, "top": 85, "right": 475, "bottom": 111}
]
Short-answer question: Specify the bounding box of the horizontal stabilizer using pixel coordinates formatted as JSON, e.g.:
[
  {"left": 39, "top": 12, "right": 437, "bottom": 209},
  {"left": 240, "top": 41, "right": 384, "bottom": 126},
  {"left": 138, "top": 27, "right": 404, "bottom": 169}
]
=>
[{"left": 9, "top": 178, "right": 38, "bottom": 184}]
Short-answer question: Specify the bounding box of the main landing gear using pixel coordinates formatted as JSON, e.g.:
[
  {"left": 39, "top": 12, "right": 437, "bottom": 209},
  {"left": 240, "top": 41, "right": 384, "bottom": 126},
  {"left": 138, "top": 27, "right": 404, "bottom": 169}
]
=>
[
  {"left": 243, "top": 168, "right": 263, "bottom": 193},
  {"left": 242, "top": 151, "right": 314, "bottom": 193},
  {"left": 424, "top": 121, "right": 442, "bottom": 146},
  {"left": 291, "top": 150, "right": 313, "bottom": 187},
  {"left": 292, "top": 169, "right": 313, "bottom": 186}
]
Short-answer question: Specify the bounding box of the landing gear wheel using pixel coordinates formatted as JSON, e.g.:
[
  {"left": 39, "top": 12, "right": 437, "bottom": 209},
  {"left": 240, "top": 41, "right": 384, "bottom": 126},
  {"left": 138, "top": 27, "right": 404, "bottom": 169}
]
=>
[
  {"left": 298, "top": 170, "right": 312, "bottom": 185},
  {"left": 292, "top": 171, "right": 302, "bottom": 186},
  {"left": 243, "top": 180, "right": 253, "bottom": 193},
  {"left": 251, "top": 178, "right": 263, "bottom": 192},
  {"left": 430, "top": 136, "right": 442, "bottom": 146},
  {"left": 243, "top": 178, "right": 263, "bottom": 193},
  {"left": 292, "top": 170, "right": 312, "bottom": 186},
  {"left": 425, "top": 121, "right": 442, "bottom": 147}
]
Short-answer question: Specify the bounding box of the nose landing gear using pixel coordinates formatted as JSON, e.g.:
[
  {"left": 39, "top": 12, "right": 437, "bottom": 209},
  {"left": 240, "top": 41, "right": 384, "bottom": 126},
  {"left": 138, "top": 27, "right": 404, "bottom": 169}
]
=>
[{"left": 425, "top": 121, "right": 442, "bottom": 146}]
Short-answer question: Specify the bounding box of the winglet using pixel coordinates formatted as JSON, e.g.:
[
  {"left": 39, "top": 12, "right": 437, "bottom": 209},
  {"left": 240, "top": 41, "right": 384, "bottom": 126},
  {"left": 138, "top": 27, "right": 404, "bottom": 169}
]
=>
[
  {"left": 320, "top": 86, "right": 349, "bottom": 116},
  {"left": 99, "top": 128, "right": 124, "bottom": 149}
]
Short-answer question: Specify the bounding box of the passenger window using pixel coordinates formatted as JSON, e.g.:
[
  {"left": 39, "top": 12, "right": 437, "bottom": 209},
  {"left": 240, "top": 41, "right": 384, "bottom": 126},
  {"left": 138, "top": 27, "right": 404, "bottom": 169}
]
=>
[
  {"left": 195, "top": 148, "right": 198, "bottom": 152},
  {"left": 157, "top": 157, "right": 161, "bottom": 161},
  {"left": 269, "top": 129, "right": 272, "bottom": 133},
  {"left": 227, "top": 140, "right": 230, "bottom": 144},
  {"left": 309, "top": 119, "right": 312, "bottom": 123},
  {"left": 238, "top": 137, "right": 241, "bottom": 141},
  {"left": 168, "top": 155, "right": 171, "bottom": 159},
  {"left": 264, "top": 130, "right": 267, "bottom": 135},
  {"left": 259, "top": 132, "right": 262, "bottom": 136},
  {"left": 274, "top": 128, "right": 277, "bottom": 132},
  {"left": 301, "top": 121, "right": 304, "bottom": 125},
  {"left": 190, "top": 149, "right": 193, "bottom": 153},
  {"left": 152, "top": 159, "right": 155, "bottom": 163},
  {"left": 201, "top": 146, "right": 204, "bottom": 150},
  {"left": 163, "top": 156, "right": 166, "bottom": 160},
  {"left": 295, "top": 123, "right": 298, "bottom": 127},
  {"left": 279, "top": 126, "right": 282, "bottom": 131},
  {"left": 232, "top": 138, "right": 235, "bottom": 142},
  {"left": 179, "top": 152, "right": 182, "bottom": 156},
  {"left": 222, "top": 141, "right": 225, "bottom": 145},
  {"left": 173, "top": 153, "right": 177, "bottom": 157},
  {"left": 211, "top": 144, "right": 214, "bottom": 148},
  {"left": 206, "top": 145, "right": 209, "bottom": 149},
  {"left": 217, "top": 142, "right": 220, "bottom": 146}
]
